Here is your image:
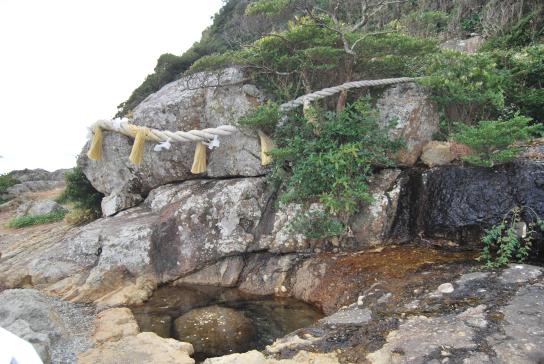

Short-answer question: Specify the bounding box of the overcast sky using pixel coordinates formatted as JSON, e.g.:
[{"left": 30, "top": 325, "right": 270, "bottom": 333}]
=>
[{"left": 0, "top": 0, "right": 224, "bottom": 173}]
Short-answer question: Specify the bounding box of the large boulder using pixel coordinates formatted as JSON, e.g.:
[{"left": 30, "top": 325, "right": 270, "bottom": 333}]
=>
[
  {"left": 377, "top": 83, "right": 439, "bottom": 166},
  {"left": 147, "top": 177, "right": 272, "bottom": 282},
  {"left": 0, "top": 289, "right": 95, "bottom": 364},
  {"left": 173, "top": 305, "right": 255, "bottom": 357},
  {"left": 79, "top": 67, "right": 266, "bottom": 214}
]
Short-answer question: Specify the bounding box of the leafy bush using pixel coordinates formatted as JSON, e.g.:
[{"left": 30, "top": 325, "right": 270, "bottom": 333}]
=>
[
  {"left": 7, "top": 210, "right": 67, "bottom": 229},
  {"left": 57, "top": 167, "right": 103, "bottom": 218},
  {"left": 451, "top": 115, "right": 544, "bottom": 167},
  {"left": 237, "top": 101, "right": 281, "bottom": 133},
  {"left": 401, "top": 10, "right": 450, "bottom": 37},
  {"left": 478, "top": 206, "right": 544, "bottom": 268},
  {"left": 500, "top": 45, "right": 544, "bottom": 122},
  {"left": 421, "top": 49, "right": 508, "bottom": 123},
  {"left": 287, "top": 209, "right": 345, "bottom": 239},
  {"left": 270, "top": 98, "right": 402, "bottom": 217},
  {"left": 245, "top": 0, "right": 291, "bottom": 16},
  {"left": 0, "top": 173, "right": 19, "bottom": 203}
]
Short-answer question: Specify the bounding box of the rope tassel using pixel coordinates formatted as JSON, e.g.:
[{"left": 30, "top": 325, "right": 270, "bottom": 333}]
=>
[
  {"left": 129, "top": 127, "right": 148, "bottom": 165},
  {"left": 87, "top": 126, "right": 103, "bottom": 161},
  {"left": 258, "top": 130, "right": 275, "bottom": 166},
  {"left": 191, "top": 142, "right": 207, "bottom": 174}
]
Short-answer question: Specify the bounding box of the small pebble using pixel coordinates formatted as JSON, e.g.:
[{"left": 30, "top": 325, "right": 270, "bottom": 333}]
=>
[{"left": 437, "top": 283, "right": 454, "bottom": 294}]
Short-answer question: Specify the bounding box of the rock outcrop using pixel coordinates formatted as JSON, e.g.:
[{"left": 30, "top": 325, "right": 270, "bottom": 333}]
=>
[
  {"left": 377, "top": 83, "right": 440, "bottom": 166},
  {"left": 0, "top": 289, "right": 95, "bottom": 364},
  {"left": 79, "top": 68, "right": 266, "bottom": 215}
]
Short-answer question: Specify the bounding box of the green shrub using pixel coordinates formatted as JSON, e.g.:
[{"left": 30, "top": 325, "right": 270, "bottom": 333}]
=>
[
  {"left": 500, "top": 44, "right": 544, "bottom": 122},
  {"left": 63, "top": 208, "right": 97, "bottom": 226},
  {"left": 0, "top": 173, "right": 19, "bottom": 203},
  {"left": 478, "top": 206, "right": 544, "bottom": 269},
  {"left": 7, "top": 210, "right": 67, "bottom": 229},
  {"left": 287, "top": 209, "right": 345, "bottom": 239},
  {"left": 401, "top": 10, "right": 450, "bottom": 37},
  {"left": 270, "top": 98, "right": 403, "bottom": 217},
  {"left": 451, "top": 115, "right": 544, "bottom": 167},
  {"left": 421, "top": 50, "right": 508, "bottom": 122},
  {"left": 237, "top": 101, "right": 281, "bottom": 132},
  {"left": 245, "top": 0, "right": 291, "bottom": 16},
  {"left": 57, "top": 167, "right": 103, "bottom": 218}
]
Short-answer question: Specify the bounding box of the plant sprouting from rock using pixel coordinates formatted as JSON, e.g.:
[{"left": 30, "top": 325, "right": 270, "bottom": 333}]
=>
[{"left": 479, "top": 206, "right": 544, "bottom": 268}]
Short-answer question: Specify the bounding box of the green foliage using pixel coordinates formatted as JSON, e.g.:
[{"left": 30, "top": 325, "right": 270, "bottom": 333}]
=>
[
  {"left": 0, "top": 173, "right": 19, "bottom": 204},
  {"left": 57, "top": 167, "right": 103, "bottom": 218},
  {"left": 188, "top": 51, "right": 241, "bottom": 74},
  {"left": 421, "top": 49, "right": 508, "bottom": 122},
  {"left": 400, "top": 10, "right": 450, "bottom": 37},
  {"left": 287, "top": 209, "right": 345, "bottom": 239},
  {"left": 245, "top": 0, "right": 291, "bottom": 16},
  {"left": 460, "top": 12, "right": 482, "bottom": 33},
  {"left": 452, "top": 115, "right": 544, "bottom": 167},
  {"left": 270, "top": 98, "right": 402, "bottom": 217},
  {"left": 64, "top": 208, "right": 97, "bottom": 226},
  {"left": 478, "top": 207, "right": 543, "bottom": 269},
  {"left": 237, "top": 101, "right": 281, "bottom": 132},
  {"left": 499, "top": 44, "right": 544, "bottom": 122},
  {"left": 482, "top": 10, "right": 544, "bottom": 50},
  {"left": 239, "top": 16, "right": 437, "bottom": 101},
  {"left": 7, "top": 210, "right": 67, "bottom": 229}
]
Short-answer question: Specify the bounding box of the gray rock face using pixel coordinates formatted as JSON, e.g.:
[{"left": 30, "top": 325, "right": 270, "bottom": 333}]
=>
[
  {"left": 15, "top": 199, "right": 66, "bottom": 217},
  {"left": 441, "top": 36, "right": 484, "bottom": 54},
  {"left": 377, "top": 83, "right": 439, "bottom": 166},
  {"left": 0, "top": 289, "right": 95, "bottom": 364},
  {"left": 174, "top": 256, "right": 244, "bottom": 287},
  {"left": 101, "top": 191, "right": 143, "bottom": 217},
  {"left": 148, "top": 177, "right": 271, "bottom": 282},
  {"left": 174, "top": 305, "right": 255, "bottom": 357},
  {"left": 5, "top": 180, "right": 64, "bottom": 197},
  {"left": 79, "top": 67, "right": 265, "bottom": 212},
  {"left": 491, "top": 285, "right": 544, "bottom": 363},
  {"left": 9, "top": 168, "right": 69, "bottom": 183},
  {"left": 350, "top": 169, "right": 401, "bottom": 247}
]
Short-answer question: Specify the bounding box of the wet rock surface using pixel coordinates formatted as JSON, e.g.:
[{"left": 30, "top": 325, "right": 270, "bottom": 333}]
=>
[
  {"left": 174, "top": 305, "right": 255, "bottom": 357},
  {"left": 390, "top": 160, "right": 544, "bottom": 247}
]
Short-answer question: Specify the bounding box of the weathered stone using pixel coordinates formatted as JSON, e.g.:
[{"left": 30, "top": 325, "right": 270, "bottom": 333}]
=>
[
  {"left": 5, "top": 180, "right": 64, "bottom": 197},
  {"left": 15, "top": 199, "right": 66, "bottom": 217},
  {"left": 490, "top": 285, "right": 544, "bottom": 363},
  {"left": 436, "top": 282, "right": 454, "bottom": 294},
  {"left": 91, "top": 308, "right": 139, "bottom": 344},
  {"left": 8, "top": 168, "right": 69, "bottom": 183},
  {"left": 239, "top": 253, "right": 300, "bottom": 296},
  {"left": 174, "top": 256, "right": 244, "bottom": 287},
  {"left": 320, "top": 307, "right": 372, "bottom": 325},
  {"left": 78, "top": 332, "right": 195, "bottom": 364},
  {"left": 366, "top": 307, "right": 481, "bottom": 363},
  {"left": 79, "top": 67, "right": 265, "bottom": 208},
  {"left": 377, "top": 83, "right": 439, "bottom": 166},
  {"left": 350, "top": 169, "right": 402, "bottom": 247},
  {"left": 420, "top": 141, "right": 456, "bottom": 167},
  {"left": 499, "top": 264, "right": 543, "bottom": 284},
  {"left": 101, "top": 191, "right": 143, "bottom": 216},
  {"left": 441, "top": 36, "right": 484, "bottom": 54},
  {"left": 174, "top": 305, "right": 255, "bottom": 357},
  {"left": 0, "top": 289, "right": 95, "bottom": 364},
  {"left": 204, "top": 350, "right": 266, "bottom": 364},
  {"left": 203, "top": 350, "right": 339, "bottom": 364},
  {"left": 149, "top": 178, "right": 271, "bottom": 282}
]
